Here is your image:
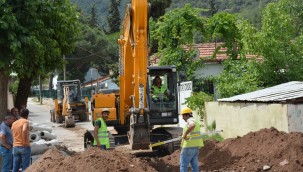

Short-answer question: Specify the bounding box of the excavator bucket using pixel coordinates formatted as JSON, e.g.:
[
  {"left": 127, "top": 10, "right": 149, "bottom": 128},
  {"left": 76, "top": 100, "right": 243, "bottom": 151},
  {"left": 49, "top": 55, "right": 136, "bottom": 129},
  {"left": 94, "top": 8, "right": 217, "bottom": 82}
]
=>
[
  {"left": 128, "top": 113, "right": 150, "bottom": 150},
  {"left": 63, "top": 116, "right": 75, "bottom": 128}
]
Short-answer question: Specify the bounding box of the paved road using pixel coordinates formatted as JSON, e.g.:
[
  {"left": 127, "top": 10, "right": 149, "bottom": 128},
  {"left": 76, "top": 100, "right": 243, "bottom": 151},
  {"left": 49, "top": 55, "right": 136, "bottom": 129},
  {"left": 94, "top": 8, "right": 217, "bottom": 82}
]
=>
[{"left": 27, "top": 98, "right": 93, "bottom": 152}]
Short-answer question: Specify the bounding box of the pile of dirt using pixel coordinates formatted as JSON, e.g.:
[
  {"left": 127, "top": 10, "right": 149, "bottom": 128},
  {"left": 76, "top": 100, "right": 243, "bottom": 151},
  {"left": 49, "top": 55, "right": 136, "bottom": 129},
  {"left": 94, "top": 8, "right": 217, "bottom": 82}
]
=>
[
  {"left": 152, "top": 127, "right": 303, "bottom": 171},
  {"left": 26, "top": 127, "right": 303, "bottom": 172},
  {"left": 26, "top": 147, "right": 156, "bottom": 172}
]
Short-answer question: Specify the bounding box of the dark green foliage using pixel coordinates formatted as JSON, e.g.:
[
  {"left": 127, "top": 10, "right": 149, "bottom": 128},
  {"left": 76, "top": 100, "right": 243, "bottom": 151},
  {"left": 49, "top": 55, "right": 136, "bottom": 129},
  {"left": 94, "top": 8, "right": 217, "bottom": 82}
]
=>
[
  {"left": 207, "top": 12, "right": 242, "bottom": 59},
  {"left": 89, "top": 4, "right": 98, "bottom": 28},
  {"left": 0, "top": 0, "right": 80, "bottom": 109},
  {"left": 168, "top": 0, "right": 276, "bottom": 27},
  {"left": 207, "top": 0, "right": 218, "bottom": 17},
  {"left": 65, "top": 25, "right": 119, "bottom": 82},
  {"left": 215, "top": 59, "right": 261, "bottom": 98},
  {"left": 107, "top": 0, "right": 121, "bottom": 33},
  {"left": 249, "top": 0, "right": 303, "bottom": 87},
  {"left": 149, "top": 0, "right": 172, "bottom": 20},
  {"left": 152, "top": 4, "right": 206, "bottom": 80},
  {"left": 71, "top": 0, "right": 276, "bottom": 30},
  {"left": 192, "top": 78, "right": 214, "bottom": 95},
  {"left": 185, "top": 91, "right": 213, "bottom": 119},
  {"left": 70, "top": 0, "right": 129, "bottom": 29}
]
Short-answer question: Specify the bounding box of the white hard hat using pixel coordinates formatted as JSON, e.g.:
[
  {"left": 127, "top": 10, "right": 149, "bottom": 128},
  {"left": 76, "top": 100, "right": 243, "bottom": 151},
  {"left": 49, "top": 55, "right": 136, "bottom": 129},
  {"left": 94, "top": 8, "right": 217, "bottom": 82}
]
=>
[{"left": 102, "top": 108, "right": 110, "bottom": 114}]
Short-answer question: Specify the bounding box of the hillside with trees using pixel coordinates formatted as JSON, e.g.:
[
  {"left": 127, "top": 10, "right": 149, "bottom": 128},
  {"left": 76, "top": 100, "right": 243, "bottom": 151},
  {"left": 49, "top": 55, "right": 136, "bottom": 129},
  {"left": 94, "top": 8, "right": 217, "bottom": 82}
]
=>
[
  {"left": 71, "top": 0, "right": 276, "bottom": 28},
  {"left": 1, "top": 0, "right": 300, "bottom": 121}
]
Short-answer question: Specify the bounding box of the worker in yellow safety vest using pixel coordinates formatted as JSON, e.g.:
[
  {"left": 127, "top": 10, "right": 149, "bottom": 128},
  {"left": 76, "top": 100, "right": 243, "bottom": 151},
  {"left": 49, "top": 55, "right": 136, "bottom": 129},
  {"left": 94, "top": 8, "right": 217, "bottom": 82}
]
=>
[
  {"left": 180, "top": 107, "right": 204, "bottom": 172},
  {"left": 151, "top": 76, "right": 169, "bottom": 102},
  {"left": 93, "top": 108, "right": 110, "bottom": 149}
]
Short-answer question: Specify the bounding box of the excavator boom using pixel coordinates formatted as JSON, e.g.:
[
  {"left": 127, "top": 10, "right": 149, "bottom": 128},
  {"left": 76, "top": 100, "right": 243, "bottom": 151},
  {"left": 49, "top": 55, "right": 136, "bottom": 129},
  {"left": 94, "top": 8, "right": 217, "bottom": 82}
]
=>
[
  {"left": 118, "top": 0, "right": 150, "bottom": 149},
  {"left": 88, "top": 0, "right": 180, "bottom": 153}
]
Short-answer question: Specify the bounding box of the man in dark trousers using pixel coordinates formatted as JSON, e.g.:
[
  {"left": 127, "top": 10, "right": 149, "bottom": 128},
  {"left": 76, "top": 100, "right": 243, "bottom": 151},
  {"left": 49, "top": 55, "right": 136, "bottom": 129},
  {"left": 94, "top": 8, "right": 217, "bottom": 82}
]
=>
[
  {"left": 0, "top": 115, "right": 16, "bottom": 172},
  {"left": 180, "top": 107, "right": 204, "bottom": 172},
  {"left": 93, "top": 108, "right": 110, "bottom": 149}
]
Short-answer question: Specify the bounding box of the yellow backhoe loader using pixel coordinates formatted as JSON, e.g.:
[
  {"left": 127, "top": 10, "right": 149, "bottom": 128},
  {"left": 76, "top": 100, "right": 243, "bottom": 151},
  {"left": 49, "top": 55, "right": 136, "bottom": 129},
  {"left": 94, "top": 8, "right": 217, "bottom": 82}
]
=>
[{"left": 50, "top": 80, "right": 89, "bottom": 128}]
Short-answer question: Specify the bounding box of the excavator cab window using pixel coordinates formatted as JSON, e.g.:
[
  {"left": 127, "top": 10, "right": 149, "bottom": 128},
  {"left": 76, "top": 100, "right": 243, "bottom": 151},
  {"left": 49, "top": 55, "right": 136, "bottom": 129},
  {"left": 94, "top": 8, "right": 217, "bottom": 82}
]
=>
[
  {"left": 56, "top": 80, "right": 82, "bottom": 102},
  {"left": 147, "top": 67, "right": 178, "bottom": 118}
]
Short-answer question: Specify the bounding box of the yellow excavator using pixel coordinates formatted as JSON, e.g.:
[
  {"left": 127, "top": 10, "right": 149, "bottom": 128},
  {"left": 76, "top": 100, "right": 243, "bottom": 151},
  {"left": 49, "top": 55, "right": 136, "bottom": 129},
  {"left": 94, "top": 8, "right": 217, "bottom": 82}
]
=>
[
  {"left": 50, "top": 80, "right": 89, "bottom": 128},
  {"left": 84, "top": 0, "right": 182, "bottom": 153}
]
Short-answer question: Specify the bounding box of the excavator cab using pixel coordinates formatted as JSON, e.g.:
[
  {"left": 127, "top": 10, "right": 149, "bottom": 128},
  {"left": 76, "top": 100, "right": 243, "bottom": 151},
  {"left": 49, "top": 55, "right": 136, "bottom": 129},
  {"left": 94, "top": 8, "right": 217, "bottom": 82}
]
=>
[{"left": 147, "top": 66, "right": 179, "bottom": 126}]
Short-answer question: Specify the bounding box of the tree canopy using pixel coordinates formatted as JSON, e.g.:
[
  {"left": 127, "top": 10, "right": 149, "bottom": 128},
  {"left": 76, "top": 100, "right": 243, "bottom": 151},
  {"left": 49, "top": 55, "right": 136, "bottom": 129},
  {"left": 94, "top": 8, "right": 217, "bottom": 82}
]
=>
[
  {"left": 107, "top": 0, "right": 121, "bottom": 33},
  {"left": 0, "top": 0, "right": 81, "bottom": 111},
  {"left": 251, "top": 0, "right": 303, "bottom": 86},
  {"left": 152, "top": 4, "right": 206, "bottom": 80},
  {"left": 215, "top": 0, "right": 303, "bottom": 98}
]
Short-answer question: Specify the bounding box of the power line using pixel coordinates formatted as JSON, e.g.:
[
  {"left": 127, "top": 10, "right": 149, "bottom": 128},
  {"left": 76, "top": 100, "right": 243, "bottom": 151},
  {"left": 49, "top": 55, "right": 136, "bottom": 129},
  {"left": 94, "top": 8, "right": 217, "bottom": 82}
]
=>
[{"left": 65, "top": 46, "right": 105, "bottom": 60}]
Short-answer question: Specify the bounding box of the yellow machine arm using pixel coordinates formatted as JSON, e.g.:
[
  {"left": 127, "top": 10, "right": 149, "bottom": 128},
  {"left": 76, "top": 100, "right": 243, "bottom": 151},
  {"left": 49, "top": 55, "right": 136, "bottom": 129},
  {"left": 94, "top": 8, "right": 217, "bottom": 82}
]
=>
[
  {"left": 62, "top": 86, "right": 75, "bottom": 127},
  {"left": 118, "top": 0, "right": 149, "bottom": 124},
  {"left": 62, "top": 86, "right": 71, "bottom": 116},
  {"left": 118, "top": 0, "right": 150, "bottom": 149}
]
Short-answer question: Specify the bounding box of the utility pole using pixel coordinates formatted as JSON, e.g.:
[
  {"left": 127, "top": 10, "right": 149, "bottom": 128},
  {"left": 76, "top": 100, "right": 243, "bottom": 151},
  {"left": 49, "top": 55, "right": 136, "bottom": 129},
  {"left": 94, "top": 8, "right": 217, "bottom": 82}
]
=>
[
  {"left": 39, "top": 75, "right": 42, "bottom": 105},
  {"left": 90, "top": 68, "right": 93, "bottom": 94},
  {"left": 63, "top": 55, "right": 66, "bottom": 81}
]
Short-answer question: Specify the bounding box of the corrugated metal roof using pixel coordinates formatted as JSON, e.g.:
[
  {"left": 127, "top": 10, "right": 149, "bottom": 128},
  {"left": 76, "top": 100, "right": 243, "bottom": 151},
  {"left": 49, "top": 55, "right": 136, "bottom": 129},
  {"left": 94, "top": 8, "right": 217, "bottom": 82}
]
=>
[{"left": 218, "top": 81, "right": 303, "bottom": 103}]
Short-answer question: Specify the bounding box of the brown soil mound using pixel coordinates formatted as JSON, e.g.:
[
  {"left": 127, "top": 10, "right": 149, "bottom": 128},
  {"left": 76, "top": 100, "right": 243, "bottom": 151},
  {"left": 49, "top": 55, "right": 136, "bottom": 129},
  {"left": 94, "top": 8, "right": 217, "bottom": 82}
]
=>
[
  {"left": 26, "top": 127, "right": 303, "bottom": 172},
  {"left": 26, "top": 147, "right": 156, "bottom": 172},
  {"left": 152, "top": 127, "right": 303, "bottom": 171}
]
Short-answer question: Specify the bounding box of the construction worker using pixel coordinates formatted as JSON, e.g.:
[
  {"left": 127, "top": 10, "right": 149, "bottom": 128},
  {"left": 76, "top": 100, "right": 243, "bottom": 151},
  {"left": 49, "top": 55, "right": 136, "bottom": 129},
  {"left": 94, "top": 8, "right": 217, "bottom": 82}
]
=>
[
  {"left": 93, "top": 108, "right": 110, "bottom": 150},
  {"left": 0, "top": 115, "right": 16, "bottom": 172},
  {"left": 151, "top": 76, "right": 169, "bottom": 101},
  {"left": 180, "top": 107, "right": 204, "bottom": 172},
  {"left": 12, "top": 108, "right": 31, "bottom": 172}
]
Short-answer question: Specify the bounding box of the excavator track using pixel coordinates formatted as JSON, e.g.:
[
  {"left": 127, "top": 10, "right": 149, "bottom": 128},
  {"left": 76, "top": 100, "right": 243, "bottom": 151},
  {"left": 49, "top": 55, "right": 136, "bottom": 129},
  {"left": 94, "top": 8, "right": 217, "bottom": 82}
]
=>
[{"left": 150, "top": 127, "right": 183, "bottom": 154}]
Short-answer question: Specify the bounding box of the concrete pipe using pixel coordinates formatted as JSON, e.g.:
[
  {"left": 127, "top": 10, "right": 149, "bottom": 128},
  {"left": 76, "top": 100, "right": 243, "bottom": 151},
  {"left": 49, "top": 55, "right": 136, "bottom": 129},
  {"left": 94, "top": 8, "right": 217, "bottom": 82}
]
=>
[
  {"left": 30, "top": 132, "right": 41, "bottom": 142},
  {"left": 30, "top": 126, "right": 52, "bottom": 133},
  {"left": 46, "top": 139, "right": 59, "bottom": 146},
  {"left": 29, "top": 121, "right": 38, "bottom": 126},
  {"left": 30, "top": 142, "right": 48, "bottom": 155},
  {"left": 40, "top": 131, "right": 57, "bottom": 140}
]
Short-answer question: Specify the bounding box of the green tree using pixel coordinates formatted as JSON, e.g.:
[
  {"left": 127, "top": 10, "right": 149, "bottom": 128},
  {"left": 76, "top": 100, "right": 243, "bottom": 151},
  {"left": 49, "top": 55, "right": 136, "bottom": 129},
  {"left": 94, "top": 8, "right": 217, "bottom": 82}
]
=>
[
  {"left": 107, "top": 0, "right": 121, "bottom": 34},
  {"left": 207, "top": 12, "right": 263, "bottom": 98},
  {"left": 149, "top": 0, "right": 172, "bottom": 20},
  {"left": 89, "top": 4, "right": 98, "bottom": 28},
  {"left": 207, "top": 12, "right": 242, "bottom": 59},
  {"left": 207, "top": 0, "right": 218, "bottom": 16},
  {"left": 185, "top": 91, "right": 213, "bottom": 119},
  {"left": 250, "top": 0, "right": 303, "bottom": 86},
  {"left": 4, "top": 0, "right": 81, "bottom": 109},
  {"left": 215, "top": 59, "right": 261, "bottom": 98},
  {"left": 65, "top": 23, "right": 119, "bottom": 82},
  {"left": 152, "top": 4, "right": 206, "bottom": 80},
  {"left": 149, "top": 0, "right": 172, "bottom": 54},
  {"left": 0, "top": 1, "right": 18, "bottom": 119}
]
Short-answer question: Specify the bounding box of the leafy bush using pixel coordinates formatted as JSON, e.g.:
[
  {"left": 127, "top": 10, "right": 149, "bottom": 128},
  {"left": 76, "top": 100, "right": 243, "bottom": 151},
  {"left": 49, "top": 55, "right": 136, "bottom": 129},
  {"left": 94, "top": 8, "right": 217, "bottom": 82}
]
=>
[
  {"left": 9, "top": 79, "right": 19, "bottom": 95},
  {"left": 184, "top": 91, "right": 213, "bottom": 119}
]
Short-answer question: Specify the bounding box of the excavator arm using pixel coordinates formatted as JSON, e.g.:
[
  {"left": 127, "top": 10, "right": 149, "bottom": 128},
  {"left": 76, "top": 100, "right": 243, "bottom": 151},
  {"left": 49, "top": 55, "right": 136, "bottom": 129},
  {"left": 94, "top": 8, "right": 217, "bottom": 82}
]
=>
[{"left": 118, "top": 0, "right": 150, "bottom": 149}]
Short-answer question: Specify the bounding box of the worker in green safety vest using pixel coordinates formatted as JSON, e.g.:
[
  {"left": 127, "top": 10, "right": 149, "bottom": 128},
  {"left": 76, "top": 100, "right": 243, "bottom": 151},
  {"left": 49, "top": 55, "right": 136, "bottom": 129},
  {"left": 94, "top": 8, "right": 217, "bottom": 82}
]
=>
[
  {"left": 180, "top": 107, "right": 204, "bottom": 172},
  {"left": 151, "top": 76, "right": 169, "bottom": 102},
  {"left": 93, "top": 108, "right": 110, "bottom": 149}
]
